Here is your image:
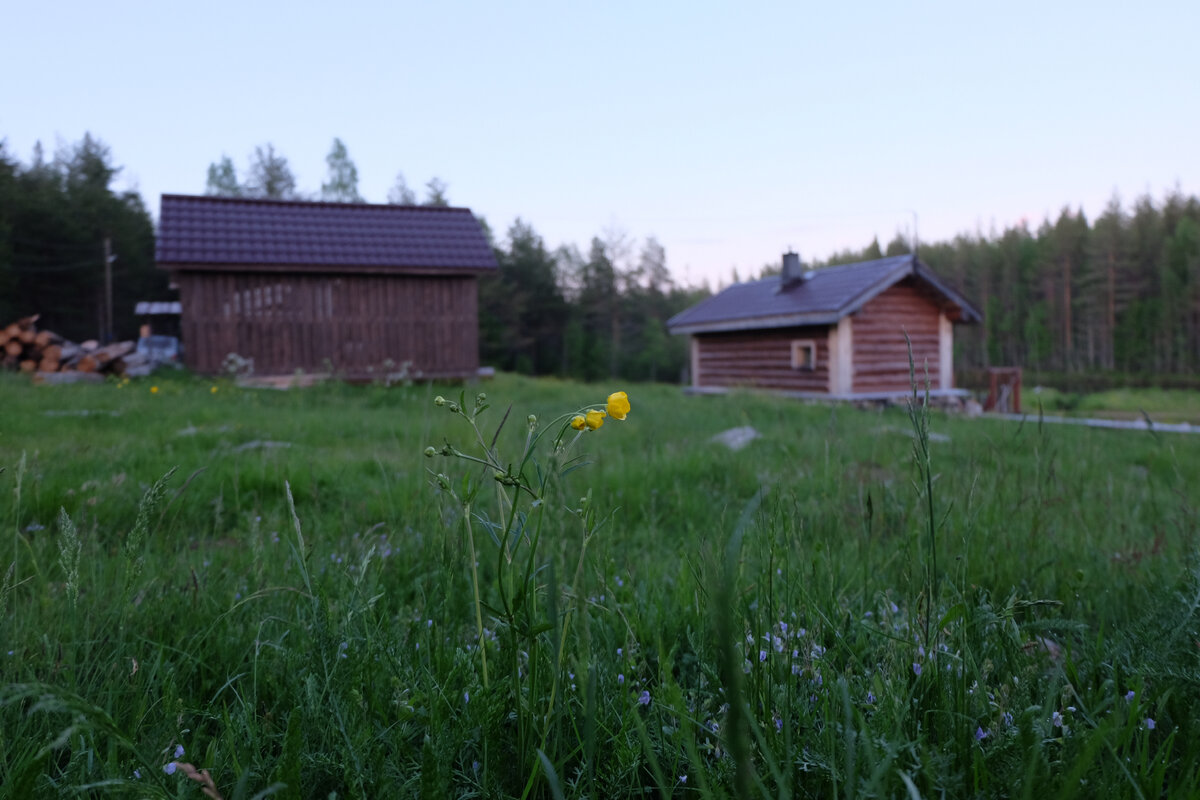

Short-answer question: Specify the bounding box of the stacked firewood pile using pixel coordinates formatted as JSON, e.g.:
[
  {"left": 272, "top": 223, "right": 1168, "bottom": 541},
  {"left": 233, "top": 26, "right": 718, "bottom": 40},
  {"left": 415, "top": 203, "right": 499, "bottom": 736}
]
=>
[{"left": 1, "top": 315, "right": 145, "bottom": 379}]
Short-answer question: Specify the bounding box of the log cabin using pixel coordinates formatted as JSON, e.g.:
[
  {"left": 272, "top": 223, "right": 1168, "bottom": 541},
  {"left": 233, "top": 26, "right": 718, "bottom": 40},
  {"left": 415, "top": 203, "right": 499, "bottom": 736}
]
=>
[
  {"left": 666, "top": 252, "right": 981, "bottom": 398},
  {"left": 156, "top": 194, "right": 497, "bottom": 379}
]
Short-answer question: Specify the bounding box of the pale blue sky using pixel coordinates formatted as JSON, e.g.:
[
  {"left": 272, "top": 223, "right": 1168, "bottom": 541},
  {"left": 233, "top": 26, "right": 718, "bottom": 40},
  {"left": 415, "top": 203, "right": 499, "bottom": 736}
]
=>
[{"left": 2, "top": 1, "right": 1196, "bottom": 286}]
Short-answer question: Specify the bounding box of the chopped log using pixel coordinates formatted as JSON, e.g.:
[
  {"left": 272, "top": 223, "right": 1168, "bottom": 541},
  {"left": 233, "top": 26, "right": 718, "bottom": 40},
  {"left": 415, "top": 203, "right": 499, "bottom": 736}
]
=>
[
  {"left": 18, "top": 329, "right": 36, "bottom": 345},
  {"left": 42, "top": 343, "right": 63, "bottom": 363},
  {"left": 5, "top": 340, "right": 22, "bottom": 358},
  {"left": 0, "top": 330, "right": 8, "bottom": 346},
  {"left": 94, "top": 341, "right": 135, "bottom": 362},
  {"left": 38, "top": 358, "right": 60, "bottom": 372},
  {"left": 34, "top": 330, "right": 61, "bottom": 348},
  {"left": 4, "top": 323, "right": 20, "bottom": 339},
  {"left": 58, "top": 342, "right": 81, "bottom": 363},
  {"left": 77, "top": 355, "right": 99, "bottom": 373},
  {"left": 19, "top": 359, "right": 37, "bottom": 373}
]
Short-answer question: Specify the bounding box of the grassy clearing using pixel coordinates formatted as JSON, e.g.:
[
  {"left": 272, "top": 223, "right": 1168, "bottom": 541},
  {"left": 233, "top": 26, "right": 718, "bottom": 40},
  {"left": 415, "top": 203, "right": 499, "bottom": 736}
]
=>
[
  {"left": 1028, "top": 385, "right": 1200, "bottom": 424},
  {"left": 1, "top": 371, "right": 1198, "bottom": 798}
]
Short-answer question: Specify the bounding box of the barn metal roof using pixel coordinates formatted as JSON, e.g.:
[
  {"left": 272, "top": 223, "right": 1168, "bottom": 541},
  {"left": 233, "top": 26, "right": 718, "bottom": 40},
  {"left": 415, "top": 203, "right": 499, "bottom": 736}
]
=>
[
  {"left": 156, "top": 194, "right": 497, "bottom": 273},
  {"left": 667, "top": 254, "right": 980, "bottom": 335}
]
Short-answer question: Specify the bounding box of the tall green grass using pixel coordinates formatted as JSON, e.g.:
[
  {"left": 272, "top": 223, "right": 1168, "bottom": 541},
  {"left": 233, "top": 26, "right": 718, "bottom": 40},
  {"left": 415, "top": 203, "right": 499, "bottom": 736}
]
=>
[{"left": 1, "top": 371, "right": 1197, "bottom": 798}]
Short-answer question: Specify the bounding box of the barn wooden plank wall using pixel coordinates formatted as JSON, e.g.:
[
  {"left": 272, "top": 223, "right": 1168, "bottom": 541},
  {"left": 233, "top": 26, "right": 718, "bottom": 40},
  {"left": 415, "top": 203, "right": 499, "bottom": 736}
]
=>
[
  {"left": 176, "top": 271, "right": 479, "bottom": 377},
  {"left": 851, "top": 278, "right": 942, "bottom": 393},
  {"left": 696, "top": 325, "right": 831, "bottom": 392}
]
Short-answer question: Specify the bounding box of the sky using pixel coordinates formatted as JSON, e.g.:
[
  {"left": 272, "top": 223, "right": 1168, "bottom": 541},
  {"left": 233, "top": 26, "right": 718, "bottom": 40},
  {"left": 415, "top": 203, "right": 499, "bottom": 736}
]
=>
[{"left": 2, "top": 0, "right": 1197, "bottom": 288}]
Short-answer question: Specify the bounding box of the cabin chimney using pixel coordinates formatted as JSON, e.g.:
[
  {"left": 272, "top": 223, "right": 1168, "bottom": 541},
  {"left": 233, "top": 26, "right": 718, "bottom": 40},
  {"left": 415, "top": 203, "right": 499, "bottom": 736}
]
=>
[{"left": 780, "top": 251, "right": 804, "bottom": 290}]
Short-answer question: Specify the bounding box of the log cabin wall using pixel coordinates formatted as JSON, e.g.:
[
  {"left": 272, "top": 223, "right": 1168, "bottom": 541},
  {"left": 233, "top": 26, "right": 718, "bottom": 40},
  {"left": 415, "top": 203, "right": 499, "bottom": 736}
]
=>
[
  {"left": 849, "top": 277, "right": 943, "bottom": 393},
  {"left": 695, "top": 325, "right": 831, "bottom": 392},
  {"left": 176, "top": 270, "right": 479, "bottom": 378}
]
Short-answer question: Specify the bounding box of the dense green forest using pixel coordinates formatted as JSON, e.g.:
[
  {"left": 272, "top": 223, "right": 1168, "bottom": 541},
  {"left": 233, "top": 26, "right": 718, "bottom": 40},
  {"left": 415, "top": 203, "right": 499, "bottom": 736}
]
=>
[
  {"left": 2, "top": 133, "right": 1198, "bottom": 385},
  {"left": 814, "top": 193, "right": 1200, "bottom": 383},
  {"left": 0, "top": 136, "right": 164, "bottom": 342}
]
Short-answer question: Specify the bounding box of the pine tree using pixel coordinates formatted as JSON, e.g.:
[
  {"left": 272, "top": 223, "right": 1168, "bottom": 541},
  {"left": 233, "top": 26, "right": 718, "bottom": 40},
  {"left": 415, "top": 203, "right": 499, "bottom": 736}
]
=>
[
  {"left": 423, "top": 178, "right": 449, "bottom": 207},
  {"left": 205, "top": 156, "right": 241, "bottom": 196},
  {"left": 245, "top": 144, "right": 298, "bottom": 200},
  {"left": 320, "top": 138, "right": 362, "bottom": 202},
  {"left": 387, "top": 172, "right": 417, "bottom": 205}
]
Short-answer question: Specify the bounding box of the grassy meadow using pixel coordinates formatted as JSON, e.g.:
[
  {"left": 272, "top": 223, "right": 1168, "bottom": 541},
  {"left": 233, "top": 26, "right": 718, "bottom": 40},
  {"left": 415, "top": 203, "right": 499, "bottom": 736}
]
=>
[{"left": 1, "top": 371, "right": 1198, "bottom": 798}]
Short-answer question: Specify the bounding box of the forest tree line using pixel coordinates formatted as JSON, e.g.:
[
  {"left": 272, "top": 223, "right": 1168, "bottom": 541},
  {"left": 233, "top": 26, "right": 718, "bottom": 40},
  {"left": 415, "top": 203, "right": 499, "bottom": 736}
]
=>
[
  {"left": 0, "top": 135, "right": 165, "bottom": 343},
  {"left": 2, "top": 132, "right": 1198, "bottom": 385},
  {"left": 808, "top": 191, "right": 1200, "bottom": 381}
]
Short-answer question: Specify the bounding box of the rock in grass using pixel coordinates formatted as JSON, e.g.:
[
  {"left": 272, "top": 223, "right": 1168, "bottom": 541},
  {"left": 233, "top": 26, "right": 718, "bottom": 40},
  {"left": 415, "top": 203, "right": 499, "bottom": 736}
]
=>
[{"left": 711, "top": 426, "right": 761, "bottom": 452}]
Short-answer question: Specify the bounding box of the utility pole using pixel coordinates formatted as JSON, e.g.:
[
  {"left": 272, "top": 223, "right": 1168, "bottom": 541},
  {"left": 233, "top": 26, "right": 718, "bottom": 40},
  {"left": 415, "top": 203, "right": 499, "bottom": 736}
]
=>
[{"left": 103, "top": 237, "right": 115, "bottom": 343}]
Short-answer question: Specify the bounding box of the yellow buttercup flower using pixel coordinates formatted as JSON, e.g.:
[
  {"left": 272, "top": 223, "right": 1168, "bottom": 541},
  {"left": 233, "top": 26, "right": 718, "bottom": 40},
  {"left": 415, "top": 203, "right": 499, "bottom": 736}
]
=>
[
  {"left": 150, "top": 386, "right": 159, "bottom": 394},
  {"left": 210, "top": 386, "right": 218, "bottom": 394},
  {"left": 606, "top": 391, "right": 630, "bottom": 420},
  {"left": 571, "top": 415, "right": 587, "bottom": 431},
  {"left": 585, "top": 409, "right": 606, "bottom": 430}
]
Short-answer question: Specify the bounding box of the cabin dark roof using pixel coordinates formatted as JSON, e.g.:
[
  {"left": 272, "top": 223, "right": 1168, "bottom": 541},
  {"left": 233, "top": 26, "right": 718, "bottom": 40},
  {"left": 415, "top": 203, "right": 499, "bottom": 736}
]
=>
[
  {"left": 667, "top": 254, "right": 980, "bottom": 334},
  {"left": 156, "top": 194, "right": 497, "bottom": 273}
]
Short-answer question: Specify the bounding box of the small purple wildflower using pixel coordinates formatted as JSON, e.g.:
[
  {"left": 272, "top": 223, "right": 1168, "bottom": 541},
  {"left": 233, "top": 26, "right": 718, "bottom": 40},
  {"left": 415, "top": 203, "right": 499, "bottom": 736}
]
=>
[
  {"left": 173, "top": 744, "right": 185, "bottom": 759},
  {"left": 1003, "top": 712, "right": 1013, "bottom": 727},
  {"left": 1145, "top": 718, "right": 1156, "bottom": 730},
  {"left": 1125, "top": 690, "right": 1135, "bottom": 702},
  {"left": 163, "top": 762, "right": 177, "bottom": 776},
  {"left": 866, "top": 692, "right": 876, "bottom": 704},
  {"left": 679, "top": 775, "right": 688, "bottom": 784},
  {"left": 1052, "top": 711, "right": 1063, "bottom": 728},
  {"left": 759, "top": 650, "right": 767, "bottom": 662},
  {"left": 638, "top": 690, "right": 651, "bottom": 706},
  {"left": 133, "top": 769, "right": 141, "bottom": 779},
  {"left": 912, "top": 663, "right": 922, "bottom": 676},
  {"left": 975, "top": 726, "right": 988, "bottom": 741},
  {"left": 464, "top": 691, "right": 470, "bottom": 705},
  {"left": 618, "top": 673, "right": 625, "bottom": 685}
]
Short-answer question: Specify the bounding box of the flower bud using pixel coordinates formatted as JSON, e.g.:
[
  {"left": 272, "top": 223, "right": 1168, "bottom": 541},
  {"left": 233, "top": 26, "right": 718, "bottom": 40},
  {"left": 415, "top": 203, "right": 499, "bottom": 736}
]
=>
[
  {"left": 436, "top": 473, "right": 451, "bottom": 490},
  {"left": 448, "top": 402, "right": 460, "bottom": 413},
  {"left": 434, "top": 395, "right": 446, "bottom": 407},
  {"left": 527, "top": 414, "right": 537, "bottom": 427},
  {"left": 424, "top": 446, "right": 437, "bottom": 458}
]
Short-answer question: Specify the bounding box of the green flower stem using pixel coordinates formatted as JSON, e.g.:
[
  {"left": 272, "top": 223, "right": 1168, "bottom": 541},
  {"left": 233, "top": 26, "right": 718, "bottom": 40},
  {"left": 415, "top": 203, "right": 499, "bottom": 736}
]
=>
[{"left": 463, "top": 502, "right": 488, "bottom": 690}]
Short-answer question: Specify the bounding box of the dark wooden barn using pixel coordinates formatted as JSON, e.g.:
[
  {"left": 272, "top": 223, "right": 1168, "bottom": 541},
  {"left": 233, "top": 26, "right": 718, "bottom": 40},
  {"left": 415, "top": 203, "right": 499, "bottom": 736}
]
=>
[
  {"left": 156, "top": 195, "right": 497, "bottom": 379},
  {"left": 666, "top": 253, "right": 981, "bottom": 398}
]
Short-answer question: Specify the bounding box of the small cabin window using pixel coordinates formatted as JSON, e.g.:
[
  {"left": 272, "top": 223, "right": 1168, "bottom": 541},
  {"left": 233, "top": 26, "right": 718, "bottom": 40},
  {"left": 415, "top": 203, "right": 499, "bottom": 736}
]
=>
[{"left": 791, "top": 340, "right": 817, "bottom": 370}]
